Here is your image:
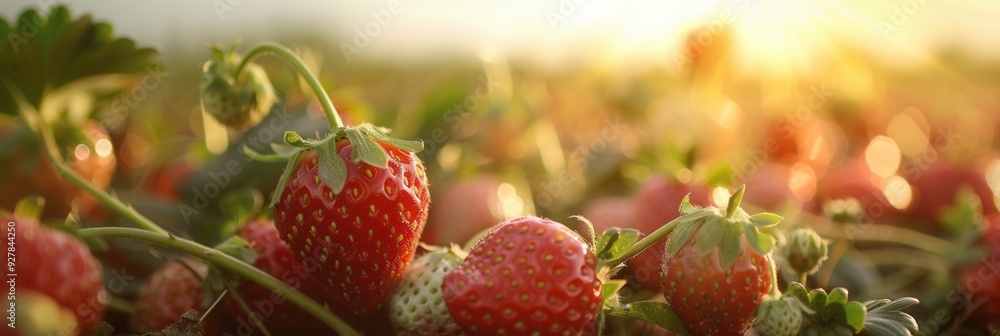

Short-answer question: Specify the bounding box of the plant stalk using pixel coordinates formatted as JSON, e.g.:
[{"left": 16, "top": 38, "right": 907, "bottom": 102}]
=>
[
  {"left": 235, "top": 42, "right": 344, "bottom": 130},
  {"left": 81, "top": 227, "right": 359, "bottom": 336}
]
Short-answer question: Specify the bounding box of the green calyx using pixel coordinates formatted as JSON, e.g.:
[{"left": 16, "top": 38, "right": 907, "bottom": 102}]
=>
[
  {"left": 666, "top": 185, "right": 782, "bottom": 271},
  {"left": 250, "top": 123, "right": 423, "bottom": 208},
  {"left": 201, "top": 43, "right": 277, "bottom": 130}
]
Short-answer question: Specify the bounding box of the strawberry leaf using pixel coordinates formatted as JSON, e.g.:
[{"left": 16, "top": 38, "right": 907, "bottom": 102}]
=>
[
  {"left": 666, "top": 217, "right": 702, "bottom": 256},
  {"left": 695, "top": 216, "right": 723, "bottom": 255},
  {"left": 749, "top": 212, "right": 783, "bottom": 228},
  {"left": 316, "top": 140, "right": 348, "bottom": 194},
  {"left": 284, "top": 130, "right": 306, "bottom": 147},
  {"left": 0, "top": 6, "right": 158, "bottom": 117},
  {"left": 219, "top": 187, "right": 263, "bottom": 234},
  {"left": 358, "top": 123, "right": 424, "bottom": 153},
  {"left": 243, "top": 146, "right": 289, "bottom": 163},
  {"left": 13, "top": 196, "right": 44, "bottom": 220},
  {"left": 861, "top": 298, "right": 919, "bottom": 336},
  {"left": 791, "top": 282, "right": 869, "bottom": 335},
  {"left": 678, "top": 194, "right": 696, "bottom": 214},
  {"left": 717, "top": 221, "right": 741, "bottom": 271},
  {"left": 596, "top": 227, "right": 640, "bottom": 261},
  {"left": 743, "top": 223, "right": 775, "bottom": 255},
  {"left": 269, "top": 149, "right": 306, "bottom": 208},
  {"left": 344, "top": 127, "right": 388, "bottom": 168},
  {"left": 607, "top": 301, "right": 690, "bottom": 336},
  {"left": 601, "top": 279, "right": 627, "bottom": 306}
]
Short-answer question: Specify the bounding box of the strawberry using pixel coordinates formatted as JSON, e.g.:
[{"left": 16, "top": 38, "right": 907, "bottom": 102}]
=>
[
  {"left": 906, "top": 161, "right": 997, "bottom": 227},
  {"left": 580, "top": 196, "right": 635, "bottom": 237},
  {"left": 813, "top": 159, "right": 900, "bottom": 222},
  {"left": 389, "top": 246, "right": 466, "bottom": 336},
  {"left": 200, "top": 44, "right": 277, "bottom": 130},
  {"left": 660, "top": 187, "right": 778, "bottom": 335},
  {"left": 223, "top": 219, "right": 331, "bottom": 334},
  {"left": 0, "top": 121, "right": 116, "bottom": 220},
  {"left": 424, "top": 176, "right": 506, "bottom": 246},
  {"left": 628, "top": 177, "right": 713, "bottom": 291},
  {"left": 3, "top": 216, "right": 107, "bottom": 336},
  {"left": 272, "top": 124, "right": 430, "bottom": 317},
  {"left": 442, "top": 216, "right": 602, "bottom": 336},
  {"left": 131, "top": 259, "right": 208, "bottom": 333},
  {"left": 754, "top": 297, "right": 804, "bottom": 336}
]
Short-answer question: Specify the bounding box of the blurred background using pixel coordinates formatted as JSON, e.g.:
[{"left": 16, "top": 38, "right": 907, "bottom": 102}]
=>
[{"left": 5, "top": 0, "right": 1000, "bottom": 334}]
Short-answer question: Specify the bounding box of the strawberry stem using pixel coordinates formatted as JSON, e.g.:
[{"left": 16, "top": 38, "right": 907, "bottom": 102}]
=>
[
  {"left": 235, "top": 42, "right": 344, "bottom": 130},
  {"left": 766, "top": 254, "right": 781, "bottom": 299},
  {"left": 80, "top": 227, "right": 361, "bottom": 336},
  {"left": 603, "top": 209, "right": 711, "bottom": 267}
]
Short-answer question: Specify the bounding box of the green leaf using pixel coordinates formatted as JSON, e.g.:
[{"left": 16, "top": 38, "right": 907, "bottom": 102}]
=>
[
  {"left": 828, "top": 287, "right": 850, "bottom": 304},
  {"left": 0, "top": 5, "right": 158, "bottom": 117},
  {"left": 695, "top": 216, "right": 723, "bottom": 255},
  {"left": 725, "top": 185, "right": 746, "bottom": 218},
  {"left": 284, "top": 130, "right": 306, "bottom": 147},
  {"left": 269, "top": 150, "right": 306, "bottom": 208},
  {"left": 749, "top": 212, "right": 783, "bottom": 227},
  {"left": 678, "top": 194, "right": 696, "bottom": 214},
  {"left": 743, "top": 224, "right": 775, "bottom": 255},
  {"left": 601, "top": 279, "right": 627, "bottom": 303},
  {"left": 862, "top": 298, "right": 919, "bottom": 336},
  {"left": 220, "top": 187, "right": 263, "bottom": 232},
  {"left": 91, "top": 321, "right": 114, "bottom": 336},
  {"left": 344, "top": 127, "right": 388, "bottom": 168},
  {"left": 666, "top": 219, "right": 701, "bottom": 256},
  {"left": 717, "top": 221, "right": 741, "bottom": 271},
  {"left": 316, "top": 140, "right": 348, "bottom": 194},
  {"left": 243, "top": 146, "right": 289, "bottom": 163},
  {"left": 570, "top": 215, "right": 597, "bottom": 249},
  {"left": 596, "top": 227, "right": 640, "bottom": 261},
  {"left": 13, "top": 197, "right": 44, "bottom": 220},
  {"left": 843, "top": 301, "right": 867, "bottom": 333},
  {"left": 358, "top": 123, "right": 424, "bottom": 153},
  {"left": 607, "top": 301, "right": 689, "bottom": 336}
]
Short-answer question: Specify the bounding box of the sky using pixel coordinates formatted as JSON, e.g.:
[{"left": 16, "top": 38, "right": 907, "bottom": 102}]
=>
[{"left": 2, "top": 0, "right": 1000, "bottom": 69}]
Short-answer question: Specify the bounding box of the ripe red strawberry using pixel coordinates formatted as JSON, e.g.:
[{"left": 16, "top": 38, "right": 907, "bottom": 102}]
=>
[
  {"left": 628, "top": 177, "right": 713, "bottom": 291},
  {"left": 424, "top": 176, "right": 505, "bottom": 246},
  {"left": 0, "top": 121, "right": 116, "bottom": 220},
  {"left": 3, "top": 216, "right": 106, "bottom": 336},
  {"left": 273, "top": 126, "right": 430, "bottom": 317},
  {"left": 660, "top": 187, "right": 777, "bottom": 335},
  {"left": 132, "top": 259, "right": 208, "bottom": 333},
  {"left": 389, "top": 246, "right": 466, "bottom": 335},
  {"left": 813, "top": 159, "right": 900, "bottom": 222},
  {"left": 906, "top": 161, "right": 997, "bottom": 227},
  {"left": 580, "top": 196, "right": 635, "bottom": 236},
  {"left": 223, "top": 219, "right": 331, "bottom": 334},
  {"left": 442, "top": 216, "right": 602, "bottom": 336}
]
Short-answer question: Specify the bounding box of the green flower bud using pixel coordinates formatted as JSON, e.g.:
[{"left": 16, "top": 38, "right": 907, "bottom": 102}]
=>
[{"left": 781, "top": 228, "right": 828, "bottom": 276}]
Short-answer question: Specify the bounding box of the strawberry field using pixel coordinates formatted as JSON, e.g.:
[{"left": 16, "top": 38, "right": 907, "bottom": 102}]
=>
[{"left": 3, "top": 2, "right": 1000, "bottom": 336}]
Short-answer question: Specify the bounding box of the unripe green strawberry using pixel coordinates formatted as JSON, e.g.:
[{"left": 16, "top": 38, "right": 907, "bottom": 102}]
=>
[
  {"left": 200, "top": 44, "right": 276, "bottom": 130},
  {"left": 390, "top": 246, "right": 467, "bottom": 336},
  {"left": 781, "top": 228, "right": 828, "bottom": 276},
  {"left": 754, "top": 297, "right": 803, "bottom": 336}
]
